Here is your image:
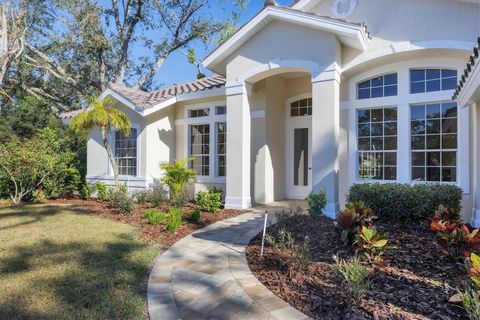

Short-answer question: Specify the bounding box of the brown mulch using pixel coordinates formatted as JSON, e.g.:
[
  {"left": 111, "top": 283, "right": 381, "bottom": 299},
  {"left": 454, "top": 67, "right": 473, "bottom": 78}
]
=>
[
  {"left": 246, "top": 215, "right": 470, "bottom": 320},
  {"left": 49, "top": 198, "right": 246, "bottom": 247}
]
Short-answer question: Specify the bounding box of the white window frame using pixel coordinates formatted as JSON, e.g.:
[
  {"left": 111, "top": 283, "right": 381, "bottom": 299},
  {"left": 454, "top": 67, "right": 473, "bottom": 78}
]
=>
[
  {"left": 356, "top": 106, "right": 398, "bottom": 182},
  {"left": 356, "top": 72, "right": 398, "bottom": 100},
  {"left": 108, "top": 123, "right": 141, "bottom": 178},
  {"left": 343, "top": 58, "right": 469, "bottom": 193},
  {"left": 184, "top": 100, "right": 227, "bottom": 183}
]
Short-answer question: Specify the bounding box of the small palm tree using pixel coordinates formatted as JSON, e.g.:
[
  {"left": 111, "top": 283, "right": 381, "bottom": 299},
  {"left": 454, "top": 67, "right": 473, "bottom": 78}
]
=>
[
  {"left": 160, "top": 158, "right": 196, "bottom": 201},
  {"left": 69, "top": 97, "right": 131, "bottom": 190}
]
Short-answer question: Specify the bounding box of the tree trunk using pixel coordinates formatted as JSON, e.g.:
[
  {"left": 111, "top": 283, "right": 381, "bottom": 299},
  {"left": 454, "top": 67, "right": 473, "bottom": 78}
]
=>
[{"left": 100, "top": 126, "right": 120, "bottom": 190}]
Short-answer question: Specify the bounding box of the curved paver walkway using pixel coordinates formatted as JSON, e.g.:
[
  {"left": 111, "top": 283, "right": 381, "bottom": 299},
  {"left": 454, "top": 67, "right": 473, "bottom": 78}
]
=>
[{"left": 147, "top": 209, "right": 310, "bottom": 320}]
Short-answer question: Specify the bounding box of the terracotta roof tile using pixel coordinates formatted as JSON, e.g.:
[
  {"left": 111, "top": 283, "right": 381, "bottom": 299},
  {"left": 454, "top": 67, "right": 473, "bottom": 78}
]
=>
[{"left": 452, "top": 37, "right": 480, "bottom": 100}]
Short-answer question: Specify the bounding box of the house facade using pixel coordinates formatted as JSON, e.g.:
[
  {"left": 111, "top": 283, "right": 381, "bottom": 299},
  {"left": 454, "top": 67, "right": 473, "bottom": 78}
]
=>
[{"left": 72, "top": 0, "right": 480, "bottom": 224}]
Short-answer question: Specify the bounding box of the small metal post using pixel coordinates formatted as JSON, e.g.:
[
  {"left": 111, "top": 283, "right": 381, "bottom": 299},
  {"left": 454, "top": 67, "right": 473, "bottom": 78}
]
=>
[{"left": 260, "top": 210, "right": 268, "bottom": 257}]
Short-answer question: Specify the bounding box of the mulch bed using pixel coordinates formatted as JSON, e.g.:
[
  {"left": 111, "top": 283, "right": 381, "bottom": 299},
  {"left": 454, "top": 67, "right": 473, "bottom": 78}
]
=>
[
  {"left": 246, "top": 215, "right": 470, "bottom": 320},
  {"left": 49, "top": 198, "right": 246, "bottom": 247}
]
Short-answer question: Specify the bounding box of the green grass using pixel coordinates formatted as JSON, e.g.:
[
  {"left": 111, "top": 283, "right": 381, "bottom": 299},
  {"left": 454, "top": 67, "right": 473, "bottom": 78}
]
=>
[{"left": 0, "top": 205, "right": 160, "bottom": 320}]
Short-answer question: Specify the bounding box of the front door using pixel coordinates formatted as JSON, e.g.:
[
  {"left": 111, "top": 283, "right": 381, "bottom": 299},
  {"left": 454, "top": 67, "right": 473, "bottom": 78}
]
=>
[{"left": 286, "top": 112, "right": 312, "bottom": 199}]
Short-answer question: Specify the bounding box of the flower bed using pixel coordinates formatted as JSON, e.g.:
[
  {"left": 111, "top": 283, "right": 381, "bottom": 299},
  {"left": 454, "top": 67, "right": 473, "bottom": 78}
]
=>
[
  {"left": 246, "top": 214, "right": 470, "bottom": 319},
  {"left": 49, "top": 198, "right": 245, "bottom": 247}
]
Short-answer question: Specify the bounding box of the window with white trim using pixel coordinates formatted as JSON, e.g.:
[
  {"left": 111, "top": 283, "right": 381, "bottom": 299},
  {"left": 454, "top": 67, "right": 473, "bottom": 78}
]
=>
[
  {"left": 357, "top": 108, "right": 397, "bottom": 180},
  {"left": 357, "top": 73, "right": 398, "bottom": 100},
  {"left": 290, "top": 98, "right": 312, "bottom": 117},
  {"left": 410, "top": 102, "right": 457, "bottom": 182},
  {"left": 216, "top": 122, "right": 226, "bottom": 177},
  {"left": 190, "top": 124, "right": 210, "bottom": 176},
  {"left": 410, "top": 69, "right": 457, "bottom": 94},
  {"left": 115, "top": 128, "right": 137, "bottom": 176},
  {"left": 186, "top": 103, "right": 227, "bottom": 178}
]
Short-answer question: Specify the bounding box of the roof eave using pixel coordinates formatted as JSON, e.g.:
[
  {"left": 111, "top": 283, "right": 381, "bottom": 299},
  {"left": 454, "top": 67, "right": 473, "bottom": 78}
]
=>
[{"left": 203, "top": 6, "right": 369, "bottom": 73}]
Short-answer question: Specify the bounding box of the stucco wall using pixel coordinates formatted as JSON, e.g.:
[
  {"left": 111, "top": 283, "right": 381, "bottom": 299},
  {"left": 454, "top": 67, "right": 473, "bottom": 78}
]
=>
[
  {"left": 225, "top": 20, "right": 339, "bottom": 81},
  {"left": 311, "top": 0, "right": 480, "bottom": 52}
]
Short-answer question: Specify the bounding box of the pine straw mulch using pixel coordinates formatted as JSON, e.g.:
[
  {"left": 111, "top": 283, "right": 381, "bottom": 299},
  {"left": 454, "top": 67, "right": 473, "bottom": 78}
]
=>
[
  {"left": 246, "top": 215, "right": 471, "bottom": 320},
  {"left": 49, "top": 198, "right": 246, "bottom": 247}
]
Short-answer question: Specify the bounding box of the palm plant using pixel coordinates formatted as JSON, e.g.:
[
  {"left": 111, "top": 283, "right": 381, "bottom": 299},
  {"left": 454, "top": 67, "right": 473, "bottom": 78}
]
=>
[
  {"left": 69, "top": 97, "right": 131, "bottom": 190},
  {"left": 160, "top": 158, "right": 196, "bottom": 203}
]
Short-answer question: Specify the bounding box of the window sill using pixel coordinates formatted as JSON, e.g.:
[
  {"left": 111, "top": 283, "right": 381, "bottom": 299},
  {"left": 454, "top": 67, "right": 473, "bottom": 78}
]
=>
[{"left": 195, "top": 176, "right": 226, "bottom": 184}]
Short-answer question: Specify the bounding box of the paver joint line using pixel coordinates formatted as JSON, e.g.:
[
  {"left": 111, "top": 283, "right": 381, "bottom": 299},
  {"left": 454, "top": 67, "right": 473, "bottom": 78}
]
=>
[{"left": 147, "top": 206, "right": 311, "bottom": 320}]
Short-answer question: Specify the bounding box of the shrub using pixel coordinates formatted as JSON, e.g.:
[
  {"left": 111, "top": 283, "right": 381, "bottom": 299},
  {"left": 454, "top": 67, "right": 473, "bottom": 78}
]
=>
[
  {"left": 171, "top": 189, "right": 189, "bottom": 208},
  {"left": 95, "top": 182, "right": 108, "bottom": 201},
  {"left": 160, "top": 158, "right": 196, "bottom": 203},
  {"left": 144, "top": 209, "right": 166, "bottom": 225},
  {"left": 133, "top": 190, "right": 150, "bottom": 205},
  {"left": 32, "top": 189, "right": 47, "bottom": 204},
  {"left": 166, "top": 207, "right": 183, "bottom": 233},
  {"left": 436, "top": 225, "right": 480, "bottom": 260},
  {"left": 334, "top": 201, "right": 377, "bottom": 245},
  {"left": 468, "top": 253, "right": 480, "bottom": 288},
  {"left": 111, "top": 190, "right": 134, "bottom": 214},
  {"left": 347, "top": 183, "right": 463, "bottom": 221},
  {"left": 196, "top": 190, "right": 222, "bottom": 213},
  {"left": 461, "top": 286, "right": 480, "bottom": 320},
  {"left": 188, "top": 208, "right": 201, "bottom": 222},
  {"left": 333, "top": 255, "right": 371, "bottom": 304},
  {"left": 290, "top": 236, "right": 312, "bottom": 271},
  {"left": 306, "top": 189, "right": 327, "bottom": 218},
  {"left": 80, "top": 184, "right": 92, "bottom": 200},
  {"left": 266, "top": 228, "right": 294, "bottom": 251},
  {"left": 355, "top": 226, "right": 396, "bottom": 265},
  {"left": 147, "top": 181, "right": 168, "bottom": 207}
]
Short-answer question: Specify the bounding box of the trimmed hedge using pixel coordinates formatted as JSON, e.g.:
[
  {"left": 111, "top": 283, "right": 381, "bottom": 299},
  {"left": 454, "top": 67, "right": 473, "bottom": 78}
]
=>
[{"left": 346, "top": 183, "right": 463, "bottom": 221}]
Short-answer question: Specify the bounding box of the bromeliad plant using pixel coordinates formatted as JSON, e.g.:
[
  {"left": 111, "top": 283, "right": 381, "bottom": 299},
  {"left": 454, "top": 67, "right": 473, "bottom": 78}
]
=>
[
  {"left": 355, "top": 226, "right": 396, "bottom": 265},
  {"left": 334, "top": 201, "right": 377, "bottom": 245},
  {"left": 468, "top": 253, "right": 480, "bottom": 288}
]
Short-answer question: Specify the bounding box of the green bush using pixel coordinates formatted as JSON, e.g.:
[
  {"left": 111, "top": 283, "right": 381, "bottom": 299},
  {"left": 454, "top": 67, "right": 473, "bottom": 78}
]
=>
[
  {"left": 80, "top": 184, "right": 92, "bottom": 200},
  {"left": 32, "top": 189, "right": 47, "bottom": 204},
  {"left": 95, "top": 182, "right": 108, "bottom": 201},
  {"left": 148, "top": 181, "right": 168, "bottom": 207},
  {"left": 196, "top": 190, "right": 222, "bottom": 213},
  {"left": 188, "top": 208, "right": 201, "bottom": 222},
  {"left": 111, "top": 190, "right": 134, "bottom": 214},
  {"left": 346, "top": 183, "right": 463, "bottom": 221},
  {"left": 132, "top": 190, "right": 150, "bottom": 204},
  {"left": 166, "top": 207, "right": 183, "bottom": 233},
  {"left": 306, "top": 189, "right": 327, "bottom": 218},
  {"left": 144, "top": 209, "right": 166, "bottom": 225}
]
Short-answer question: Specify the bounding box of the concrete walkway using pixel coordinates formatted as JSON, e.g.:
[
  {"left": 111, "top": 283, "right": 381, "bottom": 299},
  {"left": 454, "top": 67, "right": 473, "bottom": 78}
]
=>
[{"left": 147, "top": 205, "right": 310, "bottom": 320}]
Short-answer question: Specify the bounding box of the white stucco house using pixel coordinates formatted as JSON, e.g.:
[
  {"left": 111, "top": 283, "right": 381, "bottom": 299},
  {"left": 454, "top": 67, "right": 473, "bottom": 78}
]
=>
[{"left": 64, "top": 0, "right": 480, "bottom": 224}]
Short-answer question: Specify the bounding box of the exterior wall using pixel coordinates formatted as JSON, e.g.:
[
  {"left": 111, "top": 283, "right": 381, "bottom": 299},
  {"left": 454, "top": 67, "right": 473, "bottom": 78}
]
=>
[
  {"left": 311, "top": 0, "right": 480, "bottom": 53},
  {"left": 224, "top": 21, "right": 339, "bottom": 81}
]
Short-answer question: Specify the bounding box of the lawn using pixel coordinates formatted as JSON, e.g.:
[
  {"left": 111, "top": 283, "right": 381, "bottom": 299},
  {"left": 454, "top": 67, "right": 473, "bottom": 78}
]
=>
[{"left": 0, "top": 204, "right": 160, "bottom": 320}]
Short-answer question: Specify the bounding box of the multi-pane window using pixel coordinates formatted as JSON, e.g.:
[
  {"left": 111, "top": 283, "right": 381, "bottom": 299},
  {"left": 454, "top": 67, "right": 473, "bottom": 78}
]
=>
[
  {"left": 357, "top": 73, "right": 398, "bottom": 100},
  {"left": 189, "top": 108, "right": 210, "bottom": 118},
  {"left": 291, "top": 98, "right": 312, "bottom": 117},
  {"left": 216, "top": 123, "right": 226, "bottom": 177},
  {"left": 410, "top": 102, "right": 457, "bottom": 182},
  {"left": 357, "top": 108, "right": 397, "bottom": 180},
  {"left": 190, "top": 124, "right": 210, "bottom": 176},
  {"left": 410, "top": 69, "right": 457, "bottom": 94},
  {"left": 115, "top": 129, "right": 137, "bottom": 176},
  {"left": 216, "top": 106, "right": 226, "bottom": 115}
]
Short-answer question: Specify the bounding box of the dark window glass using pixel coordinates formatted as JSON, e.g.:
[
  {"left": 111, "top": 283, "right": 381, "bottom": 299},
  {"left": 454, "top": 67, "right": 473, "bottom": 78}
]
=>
[
  {"left": 357, "top": 73, "right": 398, "bottom": 100},
  {"left": 410, "top": 69, "right": 457, "bottom": 94}
]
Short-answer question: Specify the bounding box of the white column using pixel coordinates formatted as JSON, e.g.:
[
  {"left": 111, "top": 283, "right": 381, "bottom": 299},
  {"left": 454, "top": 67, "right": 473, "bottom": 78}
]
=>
[
  {"left": 225, "top": 82, "right": 252, "bottom": 209},
  {"left": 472, "top": 103, "right": 480, "bottom": 227},
  {"left": 397, "top": 104, "right": 410, "bottom": 183},
  {"left": 311, "top": 72, "right": 341, "bottom": 218}
]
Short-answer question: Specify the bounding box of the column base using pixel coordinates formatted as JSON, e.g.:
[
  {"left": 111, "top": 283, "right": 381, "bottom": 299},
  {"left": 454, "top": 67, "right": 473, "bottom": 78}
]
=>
[
  {"left": 472, "top": 209, "right": 480, "bottom": 227},
  {"left": 325, "top": 202, "right": 340, "bottom": 219},
  {"left": 225, "top": 196, "right": 252, "bottom": 210}
]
